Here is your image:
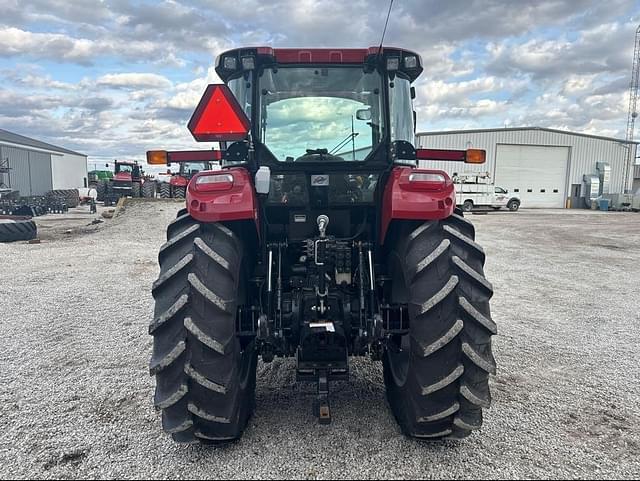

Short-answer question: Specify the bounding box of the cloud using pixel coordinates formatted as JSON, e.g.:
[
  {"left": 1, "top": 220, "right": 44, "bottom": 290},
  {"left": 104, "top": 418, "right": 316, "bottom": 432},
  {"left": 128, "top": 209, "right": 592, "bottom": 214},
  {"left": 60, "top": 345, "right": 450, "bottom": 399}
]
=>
[
  {"left": 486, "top": 21, "right": 637, "bottom": 80},
  {"left": 0, "top": 0, "right": 639, "bottom": 161},
  {"left": 96, "top": 73, "right": 173, "bottom": 90}
]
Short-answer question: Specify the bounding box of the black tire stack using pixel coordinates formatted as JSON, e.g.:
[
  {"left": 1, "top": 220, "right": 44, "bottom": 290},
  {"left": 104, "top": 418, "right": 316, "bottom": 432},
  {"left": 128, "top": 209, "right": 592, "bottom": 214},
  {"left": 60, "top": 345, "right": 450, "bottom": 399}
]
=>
[
  {"left": 0, "top": 219, "right": 37, "bottom": 242},
  {"left": 45, "top": 189, "right": 80, "bottom": 209},
  {"left": 383, "top": 210, "right": 496, "bottom": 440},
  {"left": 149, "top": 211, "right": 257, "bottom": 443}
]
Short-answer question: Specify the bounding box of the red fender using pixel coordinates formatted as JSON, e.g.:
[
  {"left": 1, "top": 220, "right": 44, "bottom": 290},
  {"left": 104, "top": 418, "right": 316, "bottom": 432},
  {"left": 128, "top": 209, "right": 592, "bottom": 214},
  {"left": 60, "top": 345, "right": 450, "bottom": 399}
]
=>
[
  {"left": 381, "top": 167, "right": 456, "bottom": 243},
  {"left": 170, "top": 175, "right": 188, "bottom": 187},
  {"left": 186, "top": 167, "right": 259, "bottom": 232}
]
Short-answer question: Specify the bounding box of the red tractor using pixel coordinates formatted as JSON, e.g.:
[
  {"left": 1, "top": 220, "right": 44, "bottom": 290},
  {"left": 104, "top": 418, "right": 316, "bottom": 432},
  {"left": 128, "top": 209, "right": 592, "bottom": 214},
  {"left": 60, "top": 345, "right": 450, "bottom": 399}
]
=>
[
  {"left": 156, "top": 155, "right": 220, "bottom": 199},
  {"left": 103, "top": 160, "right": 154, "bottom": 205},
  {"left": 147, "top": 47, "right": 496, "bottom": 444}
]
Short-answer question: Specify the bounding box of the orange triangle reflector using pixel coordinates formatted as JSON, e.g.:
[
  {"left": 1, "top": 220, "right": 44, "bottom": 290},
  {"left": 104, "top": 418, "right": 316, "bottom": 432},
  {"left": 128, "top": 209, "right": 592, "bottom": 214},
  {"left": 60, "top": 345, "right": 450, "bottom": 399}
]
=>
[{"left": 188, "top": 84, "right": 251, "bottom": 142}]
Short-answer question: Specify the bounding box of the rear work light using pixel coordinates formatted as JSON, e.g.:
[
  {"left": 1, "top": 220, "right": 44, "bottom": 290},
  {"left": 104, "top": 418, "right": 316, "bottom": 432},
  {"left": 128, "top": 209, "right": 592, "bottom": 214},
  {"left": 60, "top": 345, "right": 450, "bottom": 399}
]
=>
[
  {"left": 195, "top": 173, "right": 234, "bottom": 192},
  {"left": 241, "top": 55, "right": 255, "bottom": 70},
  {"left": 404, "top": 55, "right": 418, "bottom": 69},
  {"left": 386, "top": 57, "right": 400, "bottom": 71},
  {"left": 223, "top": 56, "right": 237, "bottom": 70}
]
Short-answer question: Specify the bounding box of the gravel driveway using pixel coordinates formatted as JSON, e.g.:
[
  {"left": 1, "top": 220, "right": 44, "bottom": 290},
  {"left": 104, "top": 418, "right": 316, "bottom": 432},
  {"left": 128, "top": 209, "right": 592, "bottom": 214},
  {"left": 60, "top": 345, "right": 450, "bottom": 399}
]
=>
[{"left": 1, "top": 201, "right": 639, "bottom": 479}]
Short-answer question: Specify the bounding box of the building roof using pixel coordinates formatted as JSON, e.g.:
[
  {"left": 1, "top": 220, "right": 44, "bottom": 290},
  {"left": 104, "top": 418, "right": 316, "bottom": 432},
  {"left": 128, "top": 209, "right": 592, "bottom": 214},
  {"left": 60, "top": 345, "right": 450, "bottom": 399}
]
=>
[
  {"left": 0, "top": 128, "right": 87, "bottom": 157},
  {"left": 416, "top": 126, "right": 639, "bottom": 145}
]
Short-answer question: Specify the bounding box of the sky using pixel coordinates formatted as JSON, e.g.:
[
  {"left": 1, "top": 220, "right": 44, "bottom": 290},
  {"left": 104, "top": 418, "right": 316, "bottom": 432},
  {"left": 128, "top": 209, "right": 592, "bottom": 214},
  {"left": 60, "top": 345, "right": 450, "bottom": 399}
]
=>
[{"left": 0, "top": 0, "right": 639, "bottom": 168}]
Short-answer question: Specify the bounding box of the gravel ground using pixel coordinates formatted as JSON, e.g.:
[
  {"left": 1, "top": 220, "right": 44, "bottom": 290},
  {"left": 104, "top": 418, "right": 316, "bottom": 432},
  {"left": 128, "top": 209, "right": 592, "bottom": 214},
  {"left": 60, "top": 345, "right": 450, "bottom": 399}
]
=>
[{"left": 1, "top": 201, "right": 639, "bottom": 479}]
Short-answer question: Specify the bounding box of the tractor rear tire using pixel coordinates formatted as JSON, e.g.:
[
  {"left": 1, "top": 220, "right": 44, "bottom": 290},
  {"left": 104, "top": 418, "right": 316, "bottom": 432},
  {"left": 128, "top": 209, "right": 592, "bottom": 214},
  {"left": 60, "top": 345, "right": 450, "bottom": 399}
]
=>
[
  {"left": 383, "top": 211, "right": 496, "bottom": 440},
  {"left": 96, "top": 181, "right": 107, "bottom": 202},
  {"left": 0, "top": 219, "right": 37, "bottom": 242},
  {"left": 150, "top": 214, "right": 257, "bottom": 444},
  {"left": 142, "top": 181, "right": 156, "bottom": 198},
  {"left": 173, "top": 186, "right": 186, "bottom": 199},
  {"left": 132, "top": 183, "right": 141, "bottom": 198},
  {"left": 159, "top": 183, "right": 171, "bottom": 199}
]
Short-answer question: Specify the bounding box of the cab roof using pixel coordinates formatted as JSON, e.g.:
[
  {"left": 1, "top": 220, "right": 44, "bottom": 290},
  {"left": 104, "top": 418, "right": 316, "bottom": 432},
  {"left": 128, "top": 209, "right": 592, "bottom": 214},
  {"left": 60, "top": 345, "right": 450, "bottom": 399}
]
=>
[{"left": 215, "top": 46, "right": 423, "bottom": 82}]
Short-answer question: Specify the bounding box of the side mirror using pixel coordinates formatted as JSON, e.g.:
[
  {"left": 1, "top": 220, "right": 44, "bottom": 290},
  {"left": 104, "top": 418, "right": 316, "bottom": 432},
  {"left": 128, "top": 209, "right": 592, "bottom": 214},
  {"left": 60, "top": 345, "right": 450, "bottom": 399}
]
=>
[
  {"left": 356, "top": 108, "right": 372, "bottom": 121},
  {"left": 410, "top": 86, "right": 416, "bottom": 100}
]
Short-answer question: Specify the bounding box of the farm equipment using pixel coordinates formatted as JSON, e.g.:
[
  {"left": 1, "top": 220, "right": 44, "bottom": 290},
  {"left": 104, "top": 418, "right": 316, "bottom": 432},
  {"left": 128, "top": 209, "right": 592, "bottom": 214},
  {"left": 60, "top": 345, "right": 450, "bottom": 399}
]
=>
[
  {"left": 147, "top": 47, "right": 496, "bottom": 444},
  {"left": 155, "top": 154, "right": 220, "bottom": 198},
  {"left": 88, "top": 170, "right": 113, "bottom": 201},
  {"left": 103, "top": 160, "right": 154, "bottom": 206}
]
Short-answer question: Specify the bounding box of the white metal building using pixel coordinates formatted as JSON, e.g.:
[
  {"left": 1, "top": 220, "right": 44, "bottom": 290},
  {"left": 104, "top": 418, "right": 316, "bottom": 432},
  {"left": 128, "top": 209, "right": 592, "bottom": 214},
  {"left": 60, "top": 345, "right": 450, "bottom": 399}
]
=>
[
  {"left": 0, "top": 128, "right": 87, "bottom": 196},
  {"left": 417, "top": 127, "right": 638, "bottom": 208}
]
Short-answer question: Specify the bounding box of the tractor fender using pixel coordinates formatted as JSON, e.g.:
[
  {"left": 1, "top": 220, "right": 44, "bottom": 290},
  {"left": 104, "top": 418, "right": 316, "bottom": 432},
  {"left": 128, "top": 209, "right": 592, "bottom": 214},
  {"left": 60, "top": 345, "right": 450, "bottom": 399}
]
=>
[
  {"left": 186, "top": 167, "right": 259, "bottom": 232},
  {"left": 381, "top": 166, "right": 456, "bottom": 243},
  {"left": 170, "top": 175, "right": 188, "bottom": 187}
]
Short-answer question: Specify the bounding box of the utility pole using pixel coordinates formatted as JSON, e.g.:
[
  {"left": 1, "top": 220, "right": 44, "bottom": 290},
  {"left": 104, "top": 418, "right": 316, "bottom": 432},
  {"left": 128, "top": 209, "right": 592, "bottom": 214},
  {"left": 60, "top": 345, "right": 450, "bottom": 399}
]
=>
[{"left": 624, "top": 24, "right": 640, "bottom": 192}]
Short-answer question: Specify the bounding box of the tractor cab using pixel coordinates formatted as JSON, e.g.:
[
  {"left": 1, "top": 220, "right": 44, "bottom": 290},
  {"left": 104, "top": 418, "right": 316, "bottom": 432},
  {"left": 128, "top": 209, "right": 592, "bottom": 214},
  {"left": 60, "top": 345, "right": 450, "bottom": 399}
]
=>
[{"left": 113, "top": 161, "right": 142, "bottom": 182}]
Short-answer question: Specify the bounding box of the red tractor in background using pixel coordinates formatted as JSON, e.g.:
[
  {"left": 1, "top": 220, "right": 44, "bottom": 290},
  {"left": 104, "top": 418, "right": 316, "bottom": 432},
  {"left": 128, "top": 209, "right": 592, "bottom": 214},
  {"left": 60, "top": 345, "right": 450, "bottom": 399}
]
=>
[
  {"left": 156, "top": 155, "right": 220, "bottom": 199},
  {"left": 103, "top": 160, "right": 154, "bottom": 206},
  {"left": 147, "top": 46, "right": 496, "bottom": 445}
]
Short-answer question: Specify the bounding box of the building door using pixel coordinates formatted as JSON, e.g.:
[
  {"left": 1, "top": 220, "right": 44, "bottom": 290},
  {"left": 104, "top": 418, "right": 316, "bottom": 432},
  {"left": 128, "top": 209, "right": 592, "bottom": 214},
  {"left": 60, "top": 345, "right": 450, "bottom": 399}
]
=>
[{"left": 495, "top": 144, "right": 569, "bottom": 208}]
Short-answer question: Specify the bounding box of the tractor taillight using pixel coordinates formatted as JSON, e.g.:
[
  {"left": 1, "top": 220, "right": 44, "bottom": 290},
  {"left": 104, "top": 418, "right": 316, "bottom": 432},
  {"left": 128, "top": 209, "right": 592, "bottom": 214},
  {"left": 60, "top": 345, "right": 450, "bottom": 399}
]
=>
[
  {"left": 399, "top": 169, "right": 451, "bottom": 192},
  {"left": 195, "top": 173, "right": 234, "bottom": 192},
  {"left": 410, "top": 172, "right": 445, "bottom": 184},
  {"left": 408, "top": 172, "right": 447, "bottom": 191}
]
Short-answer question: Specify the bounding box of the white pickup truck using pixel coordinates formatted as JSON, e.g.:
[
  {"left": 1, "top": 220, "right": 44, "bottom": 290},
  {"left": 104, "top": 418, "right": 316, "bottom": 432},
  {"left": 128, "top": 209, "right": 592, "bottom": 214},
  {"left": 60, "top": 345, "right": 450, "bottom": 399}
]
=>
[{"left": 453, "top": 172, "right": 521, "bottom": 212}]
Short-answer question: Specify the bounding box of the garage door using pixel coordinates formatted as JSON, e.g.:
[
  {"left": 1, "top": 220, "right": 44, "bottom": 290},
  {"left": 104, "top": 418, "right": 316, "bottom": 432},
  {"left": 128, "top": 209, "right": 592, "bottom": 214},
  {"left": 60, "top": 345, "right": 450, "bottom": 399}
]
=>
[{"left": 495, "top": 144, "right": 569, "bottom": 208}]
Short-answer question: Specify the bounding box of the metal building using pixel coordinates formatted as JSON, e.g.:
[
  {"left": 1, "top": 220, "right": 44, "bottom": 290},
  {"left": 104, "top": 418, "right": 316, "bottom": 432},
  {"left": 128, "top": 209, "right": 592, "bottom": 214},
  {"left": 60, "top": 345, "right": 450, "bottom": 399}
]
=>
[
  {"left": 634, "top": 164, "right": 640, "bottom": 194},
  {"left": 0, "top": 128, "right": 88, "bottom": 196},
  {"left": 417, "top": 127, "right": 638, "bottom": 208}
]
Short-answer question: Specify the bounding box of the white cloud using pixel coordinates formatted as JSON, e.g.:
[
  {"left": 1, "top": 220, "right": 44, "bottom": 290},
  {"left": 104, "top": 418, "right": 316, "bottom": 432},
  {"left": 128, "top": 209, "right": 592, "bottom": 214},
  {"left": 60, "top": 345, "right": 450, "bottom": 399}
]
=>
[
  {"left": 0, "top": 0, "right": 639, "bottom": 160},
  {"left": 96, "top": 73, "right": 173, "bottom": 90}
]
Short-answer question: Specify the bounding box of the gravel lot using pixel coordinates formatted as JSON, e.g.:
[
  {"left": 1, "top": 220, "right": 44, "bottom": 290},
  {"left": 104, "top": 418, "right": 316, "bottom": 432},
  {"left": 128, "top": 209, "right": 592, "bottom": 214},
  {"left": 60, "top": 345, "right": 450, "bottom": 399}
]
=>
[{"left": 1, "top": 200, "right": 639, "bottom": 479}]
